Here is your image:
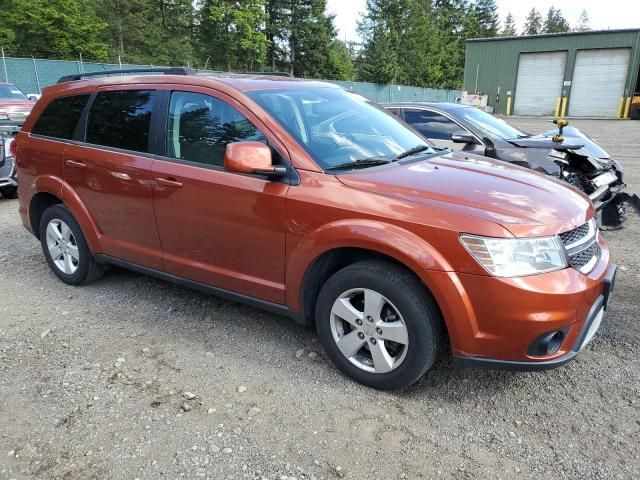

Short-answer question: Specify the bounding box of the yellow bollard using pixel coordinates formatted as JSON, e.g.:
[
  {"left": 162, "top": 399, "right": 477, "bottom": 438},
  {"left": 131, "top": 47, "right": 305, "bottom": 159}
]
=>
[
  {"left": 560, "top": 97, "right": 568, "bottom": 118},
  {"left": 554, "top": 97, "right": 561, "bottom": 118},
  {"left": 623, "top": 97, "right": 632, "bottom": 119},
  {"left": 506, "top": 95, "right": 512, "bottom": 116},
  {"left": 617, "top": 97, "right": 625, "bottom": 118}
]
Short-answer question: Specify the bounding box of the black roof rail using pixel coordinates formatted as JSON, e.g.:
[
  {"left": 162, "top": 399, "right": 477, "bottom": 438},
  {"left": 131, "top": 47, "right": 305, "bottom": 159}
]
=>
[
  {"left": 244, "top": 71, "right": 293, "bottom": 78},
  {"left": 57, "top": 66, "right": 196, "bottom": 84}
]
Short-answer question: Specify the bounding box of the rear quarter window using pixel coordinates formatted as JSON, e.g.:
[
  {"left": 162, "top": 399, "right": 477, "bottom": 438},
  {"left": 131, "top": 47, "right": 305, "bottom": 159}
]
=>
[
  {"left": 86, "top": 90, "right": 155, "bottom": 153},
  {"left": 31, "top": 94, "right": 90, "bottom": 139}
]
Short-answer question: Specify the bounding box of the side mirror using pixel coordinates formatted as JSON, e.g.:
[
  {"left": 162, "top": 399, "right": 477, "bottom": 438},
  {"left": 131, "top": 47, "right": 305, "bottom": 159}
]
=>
[
  {"left": 451, "top": 132, "right": 480, "bottom": 144},
  {"left": 26, "top": 94, "right": 40, "bottom": 101},
  {"left": 224, "top": 141, "right": 286, "bottom": 178}
]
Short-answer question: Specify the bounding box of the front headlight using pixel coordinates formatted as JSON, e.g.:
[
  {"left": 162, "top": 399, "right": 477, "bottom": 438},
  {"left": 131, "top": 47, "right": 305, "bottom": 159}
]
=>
[{"left": 460, "top": 234, "right": 568, "bottom": 277}]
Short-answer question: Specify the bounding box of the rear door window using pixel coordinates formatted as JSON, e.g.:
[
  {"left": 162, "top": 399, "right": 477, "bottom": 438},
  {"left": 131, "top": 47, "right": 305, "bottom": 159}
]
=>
[
  {"left": 86, "top": 90, "right": 155, "bottom": 153},
  {"left": 32, "top": 94, "right": 90, "bottom": 139},
  {"left": 403, "top": 109, "right": 462, "bottom": 140}
]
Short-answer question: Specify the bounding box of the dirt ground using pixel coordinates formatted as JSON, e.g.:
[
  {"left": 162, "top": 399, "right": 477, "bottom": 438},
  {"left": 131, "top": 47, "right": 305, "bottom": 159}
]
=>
[{"left": 1, "top": 118, "right": 639, "bottom": 480}]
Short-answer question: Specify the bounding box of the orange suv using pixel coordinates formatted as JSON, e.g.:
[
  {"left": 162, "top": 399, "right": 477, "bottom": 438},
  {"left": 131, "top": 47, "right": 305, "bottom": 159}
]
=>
[{"left": 16, "top": 68, "right": 616, "bottom": 390}]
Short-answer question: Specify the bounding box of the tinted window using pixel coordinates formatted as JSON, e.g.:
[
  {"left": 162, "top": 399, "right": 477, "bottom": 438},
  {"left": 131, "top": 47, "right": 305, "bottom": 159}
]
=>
[
  {"left": 404, "top": 109, "right": 462, "bottom": 140},
  {"left": 248, "top": 88, "right": 433, "bottom": 170},
  {"left": 32, "top": 94, "right": 90, "bottom": 139},
  {"left": 166, "top": 91, "right": 266, "bottom": 167},
  {"left": 86, "top": 90, "right": 154, "bottom": 152}
]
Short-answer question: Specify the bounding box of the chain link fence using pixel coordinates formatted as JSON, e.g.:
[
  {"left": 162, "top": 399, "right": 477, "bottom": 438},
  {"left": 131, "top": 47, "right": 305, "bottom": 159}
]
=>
[{"left": 0, "top": 55, "right": 461, "bottom": 103}]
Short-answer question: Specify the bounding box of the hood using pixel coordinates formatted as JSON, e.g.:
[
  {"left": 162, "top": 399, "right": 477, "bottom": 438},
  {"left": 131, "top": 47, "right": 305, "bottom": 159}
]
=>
[
  {"left": 337, "top": 151, "right": 592, "bottom": 237},
  {"left": 509, "top": 126, "right": 610, "bottom": 160}
]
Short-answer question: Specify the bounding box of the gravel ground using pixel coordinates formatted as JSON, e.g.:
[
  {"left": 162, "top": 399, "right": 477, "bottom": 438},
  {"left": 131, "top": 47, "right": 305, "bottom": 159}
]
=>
[{"left": 1, "top": 118, "right": 639, "bottom": 480}]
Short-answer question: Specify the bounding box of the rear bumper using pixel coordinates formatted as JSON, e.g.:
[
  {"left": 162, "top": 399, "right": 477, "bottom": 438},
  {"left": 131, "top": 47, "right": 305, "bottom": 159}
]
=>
[{"left": 453, "top": 263, "right": 615, "bottom": 371}]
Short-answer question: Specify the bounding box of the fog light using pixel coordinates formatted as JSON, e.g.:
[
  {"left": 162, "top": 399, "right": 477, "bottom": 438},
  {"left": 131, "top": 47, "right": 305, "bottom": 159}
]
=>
[
  {"left": 543, "top": 331, "right": 564, "bottom": 355},
  {"left": 528, "top": 329, "right": 567, "bottom": 357}
]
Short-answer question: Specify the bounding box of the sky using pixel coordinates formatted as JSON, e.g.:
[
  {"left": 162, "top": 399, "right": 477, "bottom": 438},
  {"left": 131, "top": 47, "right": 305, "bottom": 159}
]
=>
[{"left": 326, "top": 0, "right": 640, "bottom": 42}]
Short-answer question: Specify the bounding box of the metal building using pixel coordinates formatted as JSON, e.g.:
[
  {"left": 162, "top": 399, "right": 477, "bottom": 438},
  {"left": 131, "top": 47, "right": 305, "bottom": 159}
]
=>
[{"left": 463, "top": 29, "right": 640, "bottom": 118}]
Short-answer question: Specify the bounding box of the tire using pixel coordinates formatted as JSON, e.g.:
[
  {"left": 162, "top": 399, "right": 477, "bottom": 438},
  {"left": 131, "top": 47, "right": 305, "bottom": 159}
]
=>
[
  {"left": 39, "top": 204, "right": 104, "bottom": 285},
  {"left": 315, "top": 260, "right": 444, "bottom": 390},
  {"left": 0, "top": 186, "right": 18, "bottom": 199}
]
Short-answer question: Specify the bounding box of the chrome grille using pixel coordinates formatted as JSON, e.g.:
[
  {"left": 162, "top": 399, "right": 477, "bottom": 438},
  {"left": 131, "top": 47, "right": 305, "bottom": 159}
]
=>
[
  {"left": 558, "top": 220, "right": 600, "bottom": 274},
  {"left": 558, "top": 223, "right": 589, "bottom": 245},
  {"left": 569, "top": 243, "right": 600, "bottom": 270}
]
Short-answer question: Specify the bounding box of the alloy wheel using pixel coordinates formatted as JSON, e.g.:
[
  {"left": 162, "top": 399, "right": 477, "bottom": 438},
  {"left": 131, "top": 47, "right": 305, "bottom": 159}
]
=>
[
  {"left": 45, "top": 219, "right": 80, "bottom": 275},
  {"left": 329, "top": 288, "right": 409, "bottom": 374}
]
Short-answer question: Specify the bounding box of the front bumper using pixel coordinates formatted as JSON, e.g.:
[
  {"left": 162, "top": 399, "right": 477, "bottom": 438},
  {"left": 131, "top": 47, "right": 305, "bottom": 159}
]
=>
[
  {"left": 423, "top": 235, "right": 614, "bottom": 370},
  {"left": 454, "top": 263, "right": 615, "bottom": 371}
]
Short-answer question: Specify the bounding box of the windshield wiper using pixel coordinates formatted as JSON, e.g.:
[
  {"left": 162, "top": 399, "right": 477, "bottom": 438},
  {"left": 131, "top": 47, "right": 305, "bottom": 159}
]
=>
[
  {"left": 393, "top": 144, "right": 433, "bottom": 161},
  {"left": 325, "top": 157, "right": 391, "bottom": 171}
]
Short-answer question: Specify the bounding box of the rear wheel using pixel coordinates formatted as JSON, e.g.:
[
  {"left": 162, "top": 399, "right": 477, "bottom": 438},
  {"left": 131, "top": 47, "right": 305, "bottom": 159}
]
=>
[
  {"left": 0, "top": 186, "right": 17, "bottom": 199},
  {"left": 39, "top": 205, "right": 104, "bottom": 285},
  {"left": 315, "top": 260, "right": 443, "bottom": 390}
]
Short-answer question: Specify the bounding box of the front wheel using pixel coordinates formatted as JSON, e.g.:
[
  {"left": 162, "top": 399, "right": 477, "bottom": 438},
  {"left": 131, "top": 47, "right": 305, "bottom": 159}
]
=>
[{"left": 315, "top": 260, "right": 444, "bottom": 390}]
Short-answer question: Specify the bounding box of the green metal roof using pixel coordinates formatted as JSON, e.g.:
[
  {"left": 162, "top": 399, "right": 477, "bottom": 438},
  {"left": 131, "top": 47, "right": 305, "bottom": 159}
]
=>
[{"left": 468, "top": 28, "right": 640, "bottom": 43}]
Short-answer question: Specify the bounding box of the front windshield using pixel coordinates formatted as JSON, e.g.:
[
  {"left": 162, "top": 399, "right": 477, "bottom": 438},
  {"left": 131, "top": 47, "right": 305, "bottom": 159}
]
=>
[
  {"left": 458, "top": 107, "right": 525, "bottom": 141},
  {"left": 247, "top": 87, "right": 435, "bottom": 169},
  {"left": 0, "top": 84, "right": 28, "bottom": 100}
]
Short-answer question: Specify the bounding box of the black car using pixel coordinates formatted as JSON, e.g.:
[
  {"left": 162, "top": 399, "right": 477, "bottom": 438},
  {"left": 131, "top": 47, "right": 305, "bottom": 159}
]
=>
[{"left": 385, "top": 102, "right": 637, "bottom": 229}]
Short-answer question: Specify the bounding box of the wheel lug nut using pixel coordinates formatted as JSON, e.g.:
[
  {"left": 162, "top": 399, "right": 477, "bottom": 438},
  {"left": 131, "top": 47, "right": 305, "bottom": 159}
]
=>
[
  {"left": 366, "top": 316, "right": 373, "bottom": 323},
  {"left": 357, "top": 332, "right": 365, "bottom": 339},
  {"left": 356, "top": 319, "right": 362, "bottom": 326},
  {"left": 370, "top": 338, "right": 377, "bottom": 344},
  {"left": 376, "top": 327, "right": 382, "bottom": 335}
]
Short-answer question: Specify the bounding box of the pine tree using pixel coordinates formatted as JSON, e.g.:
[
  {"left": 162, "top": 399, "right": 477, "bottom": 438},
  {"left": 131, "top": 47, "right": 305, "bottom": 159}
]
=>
[
  {"left": 473, "top": 0, "right": 499, "bottom": 38},
  {"left": 290, "top": 0, "right": 340, "bottom": 78},
  {"left": 523, "top": 7, "right": 542, "bottom": 35},
  {"left": 2, "top": 0, "right": 109, "bottom": 60},
  {"left": 543, "top": 7, "right": 570, "bottom": 33},
  {"left": 357, "top": 0, "right": 406, "bottom": 84},
  {"left": 433, "top": 0, "right": 479, "bottom": 89},
  {"left": 265, "top": 0, "right": 291, "bottom": 70},
  {"left": 397, "top": 0, "right": 444, "bottom": 87},
  {"left": 97, "top": 0, "right": 164, "bottom": 64},
  {"left": 326, "top": 40, "right": 355, "bottom": 80},
  {"left": 199, "top": 0, "right": 269, "bottom": 71},
  {"left": 264, "top": 0, "right": 342, "bottom": 77},
  {"left": 575, "top": 9, "right": 590, "bottom": 32},
  {"left": 501, "top": 12, "right": 517, "bottom": 36}
]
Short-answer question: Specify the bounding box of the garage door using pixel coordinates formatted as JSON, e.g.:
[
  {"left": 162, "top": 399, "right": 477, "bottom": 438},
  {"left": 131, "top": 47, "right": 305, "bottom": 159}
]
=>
[
  {"left": 514, "top": 52, "right": 567, "bottom": 115},
  {"left": 569, "top": 48, "right": 631, "bottom": 117}
]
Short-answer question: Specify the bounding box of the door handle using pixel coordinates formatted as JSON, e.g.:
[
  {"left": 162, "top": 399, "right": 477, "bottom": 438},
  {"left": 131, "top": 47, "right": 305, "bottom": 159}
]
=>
[
  {"left": 155, "top": 177, "right": 183, "bottom": 188},
  {"left": 65, "top": 159, "right": 86, "bottom": 168}
]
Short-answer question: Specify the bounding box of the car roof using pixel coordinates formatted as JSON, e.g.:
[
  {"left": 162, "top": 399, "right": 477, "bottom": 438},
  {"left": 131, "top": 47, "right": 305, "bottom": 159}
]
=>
[{"left": 48, "top": 71, "right": 340, "bottom": 96}]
